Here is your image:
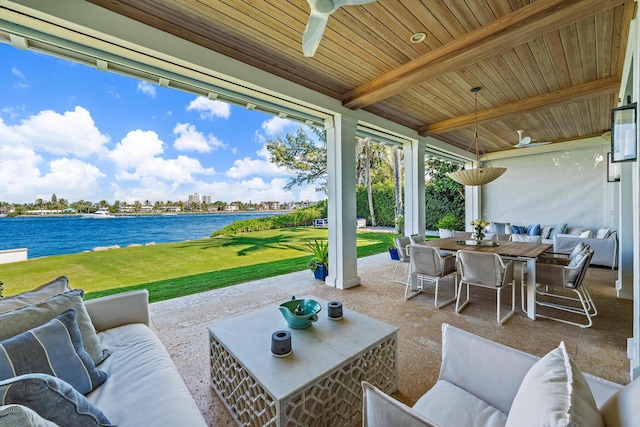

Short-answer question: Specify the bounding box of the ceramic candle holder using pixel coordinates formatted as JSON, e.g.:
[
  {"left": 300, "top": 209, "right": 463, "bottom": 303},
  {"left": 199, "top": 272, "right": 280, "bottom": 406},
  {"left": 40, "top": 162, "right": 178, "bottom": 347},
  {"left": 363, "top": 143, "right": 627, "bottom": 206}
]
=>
[
  {"left": 271, "top": 330, "right": 292, "bottom": 357},
  {"left": 327, "top": 301, "right": 343, "bottom": 320}
]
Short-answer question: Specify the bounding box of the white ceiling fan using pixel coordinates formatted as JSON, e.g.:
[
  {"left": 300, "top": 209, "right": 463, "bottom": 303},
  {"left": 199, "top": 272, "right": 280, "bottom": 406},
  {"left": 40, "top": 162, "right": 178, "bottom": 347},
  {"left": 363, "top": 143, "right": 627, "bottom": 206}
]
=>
[
  {"left": 513, "top": 130, "right": 551, "bottom": 148},
  {"left": 302, "top": 0, "right": 377, "bottom": 58}
]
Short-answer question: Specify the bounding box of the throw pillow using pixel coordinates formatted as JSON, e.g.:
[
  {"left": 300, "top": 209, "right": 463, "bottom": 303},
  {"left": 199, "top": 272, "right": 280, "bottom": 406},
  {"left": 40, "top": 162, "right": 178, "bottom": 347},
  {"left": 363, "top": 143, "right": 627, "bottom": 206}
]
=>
[
  {"left": 0, "top": 289, "right": 107, "bottom": 365},
  {"left": 541, "top": 226, "right": 552, "bottom": 239},
  {"left": 0, "top": 404, "right": 59, "bottom": 427},
  {"left": 362, "top": 381, "right": 440, "bottom": 427},
  {"left": 580, "top": 230, "right": 595, "bottom": 238},
  {"left": 0, "top": 374, "right": 114, "bottom": 427},
  {"left": 527, "top": 224, "right": 541, "bottom": 236},
  {"left": 0, "top": 276, "right": 70, "bottom": 314},
  {"left": 490, "top": 222, "right": 510, "bottom": 234},
  {"left": 549, "top": 223, "right": 568, "bottom": 239},
  {"left": 512, "top": 225, "right": 527, "bottom": 234},
  {"left": 505, "top": 342, "right": 603, "bottom": 427},
  {"left": 569, "top": 242, "right": 589, "bottom": 260},
  {"left": 600, "top": 377, "right": 640, "bottom": 427},
  {"left": 596, "top": 227, "right": 610, "bottom": 239},
  {"left": 0, "top": 308, "right": 107, "bottom": 394}
]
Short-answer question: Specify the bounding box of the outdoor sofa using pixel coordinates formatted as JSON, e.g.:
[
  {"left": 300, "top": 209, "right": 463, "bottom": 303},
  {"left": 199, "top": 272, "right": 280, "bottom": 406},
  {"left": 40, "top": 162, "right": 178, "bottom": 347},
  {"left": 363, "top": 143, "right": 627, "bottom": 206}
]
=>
[
  {"left": 0, "top": 277, "right": 207, "bottom": 426},
  {"left": 485, "top": 222, "right": 618, "bottom": 268},
  {"left": 363, "top": 323, "right": 637, "bottom": 427}
]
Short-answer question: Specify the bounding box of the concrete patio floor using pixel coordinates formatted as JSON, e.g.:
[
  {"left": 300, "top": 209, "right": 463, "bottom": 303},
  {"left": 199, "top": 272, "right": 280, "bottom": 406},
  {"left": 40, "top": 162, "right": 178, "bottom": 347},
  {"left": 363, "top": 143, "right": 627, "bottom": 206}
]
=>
[{"left": 148, "top": 253, "right": 632, "bottom": 426}]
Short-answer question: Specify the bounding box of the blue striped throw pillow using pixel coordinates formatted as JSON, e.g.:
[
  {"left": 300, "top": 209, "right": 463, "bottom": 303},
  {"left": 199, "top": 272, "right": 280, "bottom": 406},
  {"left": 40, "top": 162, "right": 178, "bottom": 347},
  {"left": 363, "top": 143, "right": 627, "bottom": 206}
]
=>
[{"left": 0, "top": 308, "right": 106, "bottom": 395}]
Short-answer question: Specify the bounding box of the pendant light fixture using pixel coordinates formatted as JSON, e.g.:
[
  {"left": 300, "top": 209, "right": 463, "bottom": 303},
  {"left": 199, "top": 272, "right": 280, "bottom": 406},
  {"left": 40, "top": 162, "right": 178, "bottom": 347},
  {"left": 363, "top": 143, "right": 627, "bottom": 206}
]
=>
[{"left": 448, "top": 87, "right": 507, "bottom": 186}]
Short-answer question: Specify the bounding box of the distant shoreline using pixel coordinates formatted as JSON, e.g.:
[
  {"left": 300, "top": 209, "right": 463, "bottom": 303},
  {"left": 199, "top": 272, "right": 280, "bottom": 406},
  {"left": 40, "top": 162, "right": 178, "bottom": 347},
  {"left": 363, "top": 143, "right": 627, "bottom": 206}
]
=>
[{"left": 3, "top": 210, "right": 289, "bottom": 218}]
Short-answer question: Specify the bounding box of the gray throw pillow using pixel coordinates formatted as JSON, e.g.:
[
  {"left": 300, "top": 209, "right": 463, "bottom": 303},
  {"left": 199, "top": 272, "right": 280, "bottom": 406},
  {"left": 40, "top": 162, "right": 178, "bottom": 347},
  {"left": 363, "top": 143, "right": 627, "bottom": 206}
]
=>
[
  {"left": 0, "top": 374, "right": 114, "bottom": 427},
  {"left": 0, "top": 404, "right": 59, "bottom": 427},
  {"left": 0, "top": 289, "right": 107, "bottom": 365},
  {"left": 0, "top": 277, "right": 71, "bottom": 314},
  {"left": 0, "top": 308, "right": 106, "bottom": 394}
]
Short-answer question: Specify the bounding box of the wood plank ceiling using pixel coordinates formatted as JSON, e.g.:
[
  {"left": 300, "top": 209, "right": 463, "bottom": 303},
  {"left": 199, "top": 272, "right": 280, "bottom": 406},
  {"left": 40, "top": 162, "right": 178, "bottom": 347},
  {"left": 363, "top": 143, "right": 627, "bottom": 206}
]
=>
[{"left": 86, "top": 0, "right": 635, "bottom": 154}]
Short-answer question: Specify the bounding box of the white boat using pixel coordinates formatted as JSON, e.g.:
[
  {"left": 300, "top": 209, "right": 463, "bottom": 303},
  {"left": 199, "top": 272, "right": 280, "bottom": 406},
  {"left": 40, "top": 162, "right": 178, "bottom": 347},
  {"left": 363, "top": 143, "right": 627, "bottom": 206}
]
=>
[{"left": 82, "top": 208, "right": 113, "bottom": 218}]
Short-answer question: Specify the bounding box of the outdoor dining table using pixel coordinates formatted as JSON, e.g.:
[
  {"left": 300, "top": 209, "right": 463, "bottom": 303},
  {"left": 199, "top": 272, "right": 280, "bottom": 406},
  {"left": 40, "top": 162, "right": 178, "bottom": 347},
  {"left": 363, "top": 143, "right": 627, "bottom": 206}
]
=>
[{"left": 419, "top": 237, "right": 552, "bottom": 320}]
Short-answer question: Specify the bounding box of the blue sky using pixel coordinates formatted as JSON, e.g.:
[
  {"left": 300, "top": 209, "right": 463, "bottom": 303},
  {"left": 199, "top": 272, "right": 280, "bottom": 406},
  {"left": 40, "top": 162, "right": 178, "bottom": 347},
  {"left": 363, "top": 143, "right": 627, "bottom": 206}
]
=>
[{"left": 0, "top": 43, "right": 322, "bottom": 205}]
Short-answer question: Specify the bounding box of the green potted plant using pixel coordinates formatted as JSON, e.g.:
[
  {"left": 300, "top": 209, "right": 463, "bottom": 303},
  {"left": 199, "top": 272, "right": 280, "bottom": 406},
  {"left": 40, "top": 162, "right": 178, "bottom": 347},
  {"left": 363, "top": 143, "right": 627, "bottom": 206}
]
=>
[
  {"left": 388, "top": 233, "right": 400, "bottom": 260},
  {"left": 436, "top": 214, "right": 463, "bottom": 238},
  {"left": 306, "top": 239, "right": 329, "bottom": 280}
]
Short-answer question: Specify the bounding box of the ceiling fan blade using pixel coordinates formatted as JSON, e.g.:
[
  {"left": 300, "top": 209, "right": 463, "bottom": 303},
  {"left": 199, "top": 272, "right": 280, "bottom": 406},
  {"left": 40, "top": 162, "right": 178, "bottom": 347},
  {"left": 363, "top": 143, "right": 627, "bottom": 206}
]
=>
[
  {"left": 302, "top": 0, "right": 377, "bottom": 57},
  {"left": 527, "top": 142, "right": 551, "bottom": 146},
  {"left": 303, "top": 13, "right": 329, "bottom": 57},
  {"left": 341, "top": 0, "right": 377, "bottom": 5}
]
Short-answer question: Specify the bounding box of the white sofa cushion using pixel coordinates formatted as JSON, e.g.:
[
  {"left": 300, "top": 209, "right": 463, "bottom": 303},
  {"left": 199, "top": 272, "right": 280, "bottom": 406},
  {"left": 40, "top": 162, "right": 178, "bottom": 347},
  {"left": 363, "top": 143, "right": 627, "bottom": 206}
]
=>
[
  {"left": 505, "top": 342, "right": 603, "bottom": 427},
  {"left": 596, "top": 227, "right": 611, "bottom": 239},
  {"left": 439, "top": 324, "right": 537, "bottom": 415},
  {"left": 87, "top": 324, "right": 207, "bottom": 427},
  {"left": 362, "top": 381, "right": 439, "bottom": 427},
  {"left": 413, "top": 381, "right": 507, "bottom": 427},
  {"left": 600, "top": 378, "right": 640, "bottom": 427},
  {"left": 580, "top": 230, "right": 595, "bottom": 238}
]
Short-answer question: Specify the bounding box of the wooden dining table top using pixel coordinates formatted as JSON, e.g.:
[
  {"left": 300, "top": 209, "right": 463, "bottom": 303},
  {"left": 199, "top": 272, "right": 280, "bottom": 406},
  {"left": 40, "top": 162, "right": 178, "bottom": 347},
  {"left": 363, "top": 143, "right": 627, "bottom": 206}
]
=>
[{"left": 421, "top": 237, "right": 552, "bottom": 259}]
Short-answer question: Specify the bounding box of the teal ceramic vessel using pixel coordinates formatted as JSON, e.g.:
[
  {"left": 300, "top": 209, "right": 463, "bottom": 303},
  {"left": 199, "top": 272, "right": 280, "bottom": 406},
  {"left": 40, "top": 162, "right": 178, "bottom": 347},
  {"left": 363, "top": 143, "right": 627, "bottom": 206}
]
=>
[{"left": 278, "top": 297, "right": 322, "bottom": 329}]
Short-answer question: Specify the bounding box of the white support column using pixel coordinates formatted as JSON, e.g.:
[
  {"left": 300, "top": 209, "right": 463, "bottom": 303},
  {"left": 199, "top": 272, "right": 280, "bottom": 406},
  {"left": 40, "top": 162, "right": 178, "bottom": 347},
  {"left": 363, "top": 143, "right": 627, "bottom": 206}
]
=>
[
  {"left": 325, "top": 115, "right": 360, "bottom": 289},
  {"left": 403, "top": 140, "right": 425, "bottom": 237},
  {"left": 631, "top": 15, "right": 640, "bottom": 380},
  {"left": 620, "top": 15, "right": 640, "bottom": 381}
]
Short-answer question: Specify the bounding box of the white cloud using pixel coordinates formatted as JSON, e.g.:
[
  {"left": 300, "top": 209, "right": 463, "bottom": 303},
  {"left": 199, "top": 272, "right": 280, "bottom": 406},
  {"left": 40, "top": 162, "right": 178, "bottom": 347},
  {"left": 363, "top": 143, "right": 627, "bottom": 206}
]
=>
[
  {"left": 13, "top": 83, "right": 29, "bottom": 90},
  {"left": 173, "top": 122, "right": 226, "bottom": 153},
  {"left": 0, "top": 145, "right": 104, "bottom": 202},
  {"left": 109, "top": 129, "right": 164, "bottom": 169},
  {"left": 11, "top": 67, "right": 25, "bottom": 80},
  {"left": 137, "top": 81, "right": 157, "bottom": 98},
  {"left": 261, "top": 117, "right": 294, "bottom": 135},
  {"left": 110, "top": 129, "right": 214, "bottom": 185},
  {"left": 131, "top": 155, "right": 214, "bottom": 183},
  {"left": 5, "top": 107, "right": 109, "bottom": 157},
  {"left": 186, "top": 96, "right": 230, "bottom": 120},
  {"left": 225, "top": 145, "right": 284, "bottom": 179}
]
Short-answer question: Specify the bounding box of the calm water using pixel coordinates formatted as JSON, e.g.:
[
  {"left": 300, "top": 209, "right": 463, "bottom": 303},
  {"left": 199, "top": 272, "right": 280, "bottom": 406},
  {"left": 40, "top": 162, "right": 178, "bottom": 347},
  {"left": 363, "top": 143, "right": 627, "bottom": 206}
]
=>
[{"left": 0, "top": 212, "right": 280, "bottom": 258}]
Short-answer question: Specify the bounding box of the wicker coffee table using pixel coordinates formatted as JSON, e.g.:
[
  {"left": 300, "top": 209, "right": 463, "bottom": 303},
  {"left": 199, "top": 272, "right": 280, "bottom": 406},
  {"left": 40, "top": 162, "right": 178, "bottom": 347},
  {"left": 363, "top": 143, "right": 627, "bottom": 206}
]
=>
[{"left": 208, "top": 296, "right": 398, "bottom": 427}]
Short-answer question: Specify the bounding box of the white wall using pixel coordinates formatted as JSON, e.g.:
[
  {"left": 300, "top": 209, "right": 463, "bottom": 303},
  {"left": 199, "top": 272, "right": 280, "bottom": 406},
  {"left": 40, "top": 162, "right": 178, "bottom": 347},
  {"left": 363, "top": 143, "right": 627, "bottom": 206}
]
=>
[{"left": 481, "top": 143, "right": 613, "bottom": 230}]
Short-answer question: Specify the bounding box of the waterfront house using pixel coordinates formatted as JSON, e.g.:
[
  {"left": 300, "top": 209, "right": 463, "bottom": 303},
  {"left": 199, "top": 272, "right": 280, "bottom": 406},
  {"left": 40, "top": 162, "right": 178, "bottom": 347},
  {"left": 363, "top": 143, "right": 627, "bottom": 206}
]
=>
[{"left": 1, "top": 0, "right": 639, "bottom": 396}]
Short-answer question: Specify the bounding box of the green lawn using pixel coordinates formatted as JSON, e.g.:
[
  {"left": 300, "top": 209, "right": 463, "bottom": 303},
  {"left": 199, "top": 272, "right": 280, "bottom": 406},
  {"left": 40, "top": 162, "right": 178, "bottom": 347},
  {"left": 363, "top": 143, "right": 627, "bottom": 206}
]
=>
[{"left": 0, "top": 227, "right": 391, "bottom": 303}]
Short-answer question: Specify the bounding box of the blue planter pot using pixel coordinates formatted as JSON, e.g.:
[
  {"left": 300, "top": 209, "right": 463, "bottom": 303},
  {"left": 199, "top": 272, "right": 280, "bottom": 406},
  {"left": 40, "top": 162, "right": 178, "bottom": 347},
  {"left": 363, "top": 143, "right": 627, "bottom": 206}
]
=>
[
  {"left": 313, "top": 264, "right": 328, "bottom": 281},
  {"left": 389, "top": 248, "right": 400, "bottom": 260}
]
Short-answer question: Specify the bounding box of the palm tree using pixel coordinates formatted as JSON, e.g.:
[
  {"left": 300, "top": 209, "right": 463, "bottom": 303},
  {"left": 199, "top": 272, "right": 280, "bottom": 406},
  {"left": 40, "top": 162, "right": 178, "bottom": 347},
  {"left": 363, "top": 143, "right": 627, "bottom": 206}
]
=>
[{"left": 363, "top": 138, "right": 376, "bottom": 227}]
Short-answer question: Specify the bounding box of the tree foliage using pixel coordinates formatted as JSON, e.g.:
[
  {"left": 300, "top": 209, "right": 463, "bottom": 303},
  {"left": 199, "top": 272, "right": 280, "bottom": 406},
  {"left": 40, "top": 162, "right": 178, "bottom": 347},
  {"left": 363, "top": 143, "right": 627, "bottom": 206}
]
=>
[
  {"left": 266, "top": 127, "right": 327, "bottom": 191},
  {"left": 424, "top": 158, "right": 464, "bottom": 230}
]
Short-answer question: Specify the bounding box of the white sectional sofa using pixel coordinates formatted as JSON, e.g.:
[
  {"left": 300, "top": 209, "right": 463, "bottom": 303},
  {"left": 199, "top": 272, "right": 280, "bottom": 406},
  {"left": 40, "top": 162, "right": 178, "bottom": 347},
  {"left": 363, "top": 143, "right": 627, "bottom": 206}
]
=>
[
  {"left": 0, "top": 277, "right": 207, "bottom": 427},
  {"left": 484, "top": 222, "right": 618, "bottom": 268},
  {"left": 554, "top": 231, "right": 618, "bottom": 269},
  {"left": 363, "top": 323, "right": 637, "bottom": 427},
  {"left": 84, "top": 290, "right": 207, "bottom": 426}
]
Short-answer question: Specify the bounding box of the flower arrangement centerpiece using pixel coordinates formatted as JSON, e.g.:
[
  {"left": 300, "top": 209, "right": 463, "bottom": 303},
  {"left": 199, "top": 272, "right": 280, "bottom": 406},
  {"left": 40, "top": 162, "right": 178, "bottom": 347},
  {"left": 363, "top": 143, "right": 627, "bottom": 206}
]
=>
[{"left": 470, "top": 219, "right": 490, "bottom": 243}]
